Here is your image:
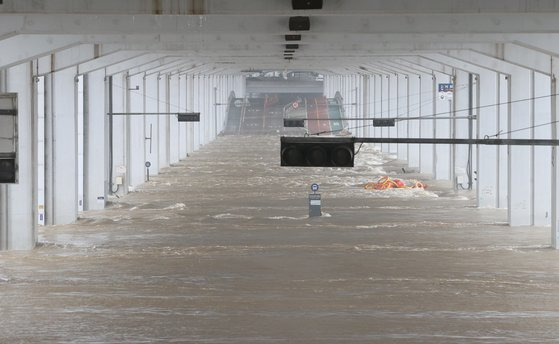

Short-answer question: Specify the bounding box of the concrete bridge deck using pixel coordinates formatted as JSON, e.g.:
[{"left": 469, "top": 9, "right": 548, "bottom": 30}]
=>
[{"left": 1, "top": 135, "right": 557, "bottom": 343}]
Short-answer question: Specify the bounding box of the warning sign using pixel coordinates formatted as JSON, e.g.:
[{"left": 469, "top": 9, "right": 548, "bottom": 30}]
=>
[{"left": 438, "top": 83, "right": 454, "bottom": 100}]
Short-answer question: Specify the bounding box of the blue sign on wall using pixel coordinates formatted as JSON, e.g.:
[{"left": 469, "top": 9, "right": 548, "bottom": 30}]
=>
[{"left": 438, "top": 83, "right": 454, "bottom": 93}]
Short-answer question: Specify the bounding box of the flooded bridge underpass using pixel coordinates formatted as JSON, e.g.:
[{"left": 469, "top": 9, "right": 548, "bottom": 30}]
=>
[{"left": 1, "top": 135, "right": 559, "bottom": 343}]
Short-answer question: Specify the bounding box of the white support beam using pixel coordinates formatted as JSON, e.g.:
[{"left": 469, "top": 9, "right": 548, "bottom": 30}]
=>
[
  {"left": 0, "top": 34, "right": 79, "bottom": 69},
  {"left": 398, "top": 56, "right": 455, "bottom": 75},
  {"left": 500, "top": 44, "right": 551, "bottom": 75},
  {"left": 105, "top": 53, "right": 169, "bottom": 76},
  {"left": 127, "top": 57, "right": 184, "bottom": 77},
  {"left": 78, "top": 50, "right": 147, "bottom": 75},
  {"left": 390, "top": 59, "right": 437, "bottom": 75},
  {"left": 144, "top": 61, "right": 198, "bottom": 77},
  {"left": 37, "top": 44, "right": 97, "bottom": 75}
]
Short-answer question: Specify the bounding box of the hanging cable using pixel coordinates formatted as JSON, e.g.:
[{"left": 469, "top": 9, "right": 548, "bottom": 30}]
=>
[
  {"left": 354, "top": 142, "right": 364, "bottom": 155},
  {"left": 311, "top": 92, "right": 559, "bottom": 137},
  {"left": 486, "top": 120, "right": 559, "bottom": 139}
]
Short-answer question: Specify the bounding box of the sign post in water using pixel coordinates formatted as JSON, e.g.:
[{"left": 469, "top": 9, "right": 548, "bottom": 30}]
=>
[
  {"left": 309, "top": 183, "right": 321, "bottom": 217},
  {"left": 145, "top": 161, "right": 151, "bottom": 181}
]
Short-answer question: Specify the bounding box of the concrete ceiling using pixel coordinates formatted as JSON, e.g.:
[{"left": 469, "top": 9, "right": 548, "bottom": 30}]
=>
[{"left": 2, "top": 0, "right": 559, "bottom": 74}]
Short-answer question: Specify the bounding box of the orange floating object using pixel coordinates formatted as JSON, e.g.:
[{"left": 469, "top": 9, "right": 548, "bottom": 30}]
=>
[{"left": 363, "top": 176, "right": 427, "bottom": 190}]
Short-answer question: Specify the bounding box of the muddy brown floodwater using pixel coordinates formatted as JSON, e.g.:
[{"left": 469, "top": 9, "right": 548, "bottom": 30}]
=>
[{"left": 1, "top": 135, "right": 559, "bottom": 343}]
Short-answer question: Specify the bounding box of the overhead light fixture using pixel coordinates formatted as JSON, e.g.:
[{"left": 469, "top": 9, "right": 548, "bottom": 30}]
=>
[
  {"left": 289, "top": 16, "right": 310, "bottom": 31},
  {"left": 292, "top": 0, "right": 323, "bottom": 10},
  {"left": 285, "top": 34, "right": 302, "bottom": 41},
  {"left": 286, "top": 44, "right": 299, "bottom": 50},
  {"left": 284, "top": 50, "right": 296, "bottom": 53},
  {"left": 284, "top": 56, "right": 294, "bottom": 60}
]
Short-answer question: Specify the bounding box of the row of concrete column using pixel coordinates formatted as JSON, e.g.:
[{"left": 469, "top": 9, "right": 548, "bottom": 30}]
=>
[
  {"left": 0, "top": 59, "right": 245, "bottom": 250},
  {"left": 324, "top": 53, "right": 559, "bottom": 246}
]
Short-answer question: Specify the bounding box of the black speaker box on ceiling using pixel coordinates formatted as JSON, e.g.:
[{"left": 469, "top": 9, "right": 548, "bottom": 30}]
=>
[
  {"left": 285, "top": 34, "right": 302, "bottom": 41},
  {"left": 292, "top": 0, "right": 322, "bottom": 10},
  {"left": 286, "top": 44, "right": 299, "bottom": 50},
  {"left": 289, "top": 16, "right": 310, "bottom": 31}
]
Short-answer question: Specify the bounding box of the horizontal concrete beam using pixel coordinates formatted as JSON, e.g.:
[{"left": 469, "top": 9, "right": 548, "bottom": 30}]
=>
[
  {"left": 3, "top": 0, "right": 559, "bottom": 15},
  {"left": 4, "top": 13, "right": 559, "bottom": 36}
]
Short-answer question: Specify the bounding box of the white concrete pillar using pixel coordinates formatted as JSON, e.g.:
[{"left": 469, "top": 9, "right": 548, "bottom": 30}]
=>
[
  {"left": 52, "top": 66, "right": 78, "bottom": 224},
  {"left": 168, "top": 73, "right": 180, "bottom": 164},
  {"left": 476, "top": 69, "right": 499, "bottom": 207},
  {"left": 186, "top": 74, "right": 195, "bottom": 154},
  {"left": 179, "top": 74, "right": 188, "bottom": 160},
  {"left": 533, "top": 72, "right": 552, "bottom": 225},
  {"left": 508, "top": 69, "right": 533, "bottom": 226},
  {"left": 218, "top": 75, "right": 226, "bottom": 134},
  {"left": 76, "top": 76, "right": 84, "bottom": 213},
  {"left": 361, "top": 75, "right": 370, "bottom": 139},
  {"left": 158, "top": 74, "right": 170, "bottom": 168},
  {"left": 373, "top": 74, "right": 382, "bottom": 143},
  {"left": 199, "top": 75, "right": 205, "bottom": 145},
  {"left": 0, "top": 63, "right": 36, "bottom": 250},
  {"left": 388, "top": 74, "right": 398, "bottom": 154},
  {"left": 551, "top": 59, "right": 559, "bottom": 248},
  {"left": 381, "top": 74, "right": 389, "bottom": 152},
  {"left": 212, "top": 76, "right": 218, "bottom": 139},
  {"left": 239, "top": 75, "right": 246, "bottom": 97},
  {"left": 362, "top": 75, "right": 370, "bottom": 138},
  {"left": 202, "top": 75, "right": 210, "bottom": 144},
  {"left": 207, "top": 75, "right": 212, "bottom": 140},
  {"left": 193, "top": 75, "right": 201, "bottom": 150},
  {"left": 208, "top": 75, "right": 213, "bottom": 140},
  {"left": 352, "top": 75, "right": 360, "bottom": 137},
  {"left": 452, "top": 70, "right": 473, "bottom": 189},
  {"left": 36, "top": 75, "right": 46, "bottom": 226},
  {"left": 83, "top": 69, "right": 107, "bottom": 210},
  {"left": 195, "top": 74, "right": 201, "bottom": 147},
  {"left": 419, "top": 73, "right": 435, "bottom": 175},
  {"left": 407, "top": 75, "right": 421, "bottom": 168},
  {"left": 358, "top": 74, "right": 365, "bottom": 138},
  {"left": 222, "top": 75, "right": 228, "bottom": 132},
  {"left": 110, "top": 73, "right": 127, "bottom": 195},
  {"left": 202, "top": 75, "right": 207, "bottom": 145},
  {"left": 434, "top": 72, "right": 452, "bottom": 181},
  {"left": 144, "top": 74, "right": 159, "bottom": 175},
  {"left": 498, "top": 74, "right": 509, "bottom": 209},
  {"left": 127, "top": 73, "right": 145, "bottom": 189},
  {"left": 396, "top": 74, "right": 409, "bottom": 161}
]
